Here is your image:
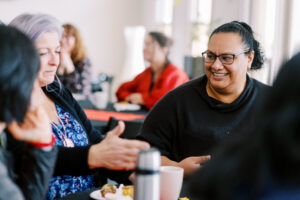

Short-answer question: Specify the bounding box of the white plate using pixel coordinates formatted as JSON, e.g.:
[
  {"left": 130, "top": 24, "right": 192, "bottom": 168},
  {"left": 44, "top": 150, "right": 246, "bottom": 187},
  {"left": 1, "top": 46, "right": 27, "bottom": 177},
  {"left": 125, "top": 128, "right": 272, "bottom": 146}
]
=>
[
  {"left": 113, "top": 103, "right": 141, "bottom": 111},
  {"left": 90, "top": 190, "right": 105, "bottom": 200}
]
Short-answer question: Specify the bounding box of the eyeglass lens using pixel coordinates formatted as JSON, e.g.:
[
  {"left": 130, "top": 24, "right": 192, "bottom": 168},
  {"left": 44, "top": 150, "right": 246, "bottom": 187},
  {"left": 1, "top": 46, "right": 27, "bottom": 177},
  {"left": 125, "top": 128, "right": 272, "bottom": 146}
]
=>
[{"left": 203, "top": 52, "right": 234, "bottom": 64}]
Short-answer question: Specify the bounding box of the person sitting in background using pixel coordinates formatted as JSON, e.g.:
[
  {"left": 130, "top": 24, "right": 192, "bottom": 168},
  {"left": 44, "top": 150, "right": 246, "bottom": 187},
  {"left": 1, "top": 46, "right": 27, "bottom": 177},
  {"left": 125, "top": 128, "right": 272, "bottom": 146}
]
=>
[
  {"left": 137, "top": 21, "right": 270, "bottom": 177},
  {"left": 0, "top": 25, "right": 57, "bottom": 199},
  {"left": 9, "top": 13, "right": 149, "bottom": 200},
  {"left": 189, "top": 52, "right": 300, "bottom": 200},
  {"left": 57, "top": 23, "right": 92, "bottom": 99},
  {"left": 116, "top": 31, "right": 189, "bottom": 110}
]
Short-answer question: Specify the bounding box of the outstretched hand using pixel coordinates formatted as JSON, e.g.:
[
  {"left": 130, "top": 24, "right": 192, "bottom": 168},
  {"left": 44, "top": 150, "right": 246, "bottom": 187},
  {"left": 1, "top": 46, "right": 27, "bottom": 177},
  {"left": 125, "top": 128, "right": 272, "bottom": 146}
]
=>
[{"left": 88, "top": 121, "right": 150, "bottom": 170}]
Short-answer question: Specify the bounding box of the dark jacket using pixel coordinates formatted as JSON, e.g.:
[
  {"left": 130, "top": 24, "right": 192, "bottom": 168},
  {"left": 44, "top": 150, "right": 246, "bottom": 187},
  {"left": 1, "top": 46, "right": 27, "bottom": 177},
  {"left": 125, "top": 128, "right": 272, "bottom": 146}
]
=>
[
  {"left": 7, "top": 82, "right": 131, "bottom": 186},
  {"left": 43, "top": 82, "right": 104, "bottom": 176},
  {"left": 0, "top": 131, "right": 57, "bottom": 200}
]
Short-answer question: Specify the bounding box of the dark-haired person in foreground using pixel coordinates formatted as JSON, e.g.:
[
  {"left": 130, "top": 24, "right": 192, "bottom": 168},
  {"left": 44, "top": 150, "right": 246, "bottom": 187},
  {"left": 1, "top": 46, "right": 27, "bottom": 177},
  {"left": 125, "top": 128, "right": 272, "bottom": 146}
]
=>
[
  {"left": 137, "top": 21, "right": 270, "bottom": 176},
  {"left": 189, "top": 53, "right": 300, "bottom": 200},
  {"left": 0, "top": 26, "right": 57, "bottom": 199}
]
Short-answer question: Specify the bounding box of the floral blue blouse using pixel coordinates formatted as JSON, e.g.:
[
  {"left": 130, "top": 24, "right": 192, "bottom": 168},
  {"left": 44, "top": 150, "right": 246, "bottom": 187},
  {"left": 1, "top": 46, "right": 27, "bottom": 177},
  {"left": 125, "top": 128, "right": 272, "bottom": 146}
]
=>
[{"left": 46, "top": 104, "right": 94, "bottom": 200}]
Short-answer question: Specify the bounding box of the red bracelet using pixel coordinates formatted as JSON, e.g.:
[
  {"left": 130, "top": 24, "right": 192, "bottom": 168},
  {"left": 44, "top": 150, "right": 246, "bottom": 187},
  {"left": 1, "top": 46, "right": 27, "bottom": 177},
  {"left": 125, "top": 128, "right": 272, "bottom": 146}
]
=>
[{"left": 30, "top": 135, "right": 57, "bottom": 148}]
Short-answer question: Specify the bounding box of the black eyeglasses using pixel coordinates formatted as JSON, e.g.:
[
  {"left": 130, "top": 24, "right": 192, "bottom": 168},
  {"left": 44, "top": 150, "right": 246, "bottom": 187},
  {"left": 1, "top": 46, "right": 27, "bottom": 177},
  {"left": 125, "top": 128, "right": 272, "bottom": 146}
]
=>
[{"left": 202, "top": 50, "right": 251, "bottom": 65}]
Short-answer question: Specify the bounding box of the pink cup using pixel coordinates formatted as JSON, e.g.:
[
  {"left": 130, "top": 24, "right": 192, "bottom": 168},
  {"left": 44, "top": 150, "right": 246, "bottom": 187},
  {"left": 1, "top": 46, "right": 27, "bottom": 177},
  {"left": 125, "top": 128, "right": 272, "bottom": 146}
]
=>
[{"left": 160, "top": 166, "right": 184, "bottom": 200}]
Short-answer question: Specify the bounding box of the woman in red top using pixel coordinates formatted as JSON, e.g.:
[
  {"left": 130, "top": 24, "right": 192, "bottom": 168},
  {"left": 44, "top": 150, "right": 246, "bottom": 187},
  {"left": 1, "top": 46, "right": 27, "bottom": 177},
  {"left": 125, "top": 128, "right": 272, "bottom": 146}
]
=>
[{"left": 116, "top": 31, "right": 189, "bottom": 110}]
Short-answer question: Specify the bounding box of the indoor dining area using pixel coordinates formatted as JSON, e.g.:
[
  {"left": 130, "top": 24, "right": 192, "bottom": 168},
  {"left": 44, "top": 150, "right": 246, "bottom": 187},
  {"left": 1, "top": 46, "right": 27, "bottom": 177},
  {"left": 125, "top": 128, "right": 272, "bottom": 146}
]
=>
[{"left": 0, "top": 0, "right": 300, "bottom": 199}]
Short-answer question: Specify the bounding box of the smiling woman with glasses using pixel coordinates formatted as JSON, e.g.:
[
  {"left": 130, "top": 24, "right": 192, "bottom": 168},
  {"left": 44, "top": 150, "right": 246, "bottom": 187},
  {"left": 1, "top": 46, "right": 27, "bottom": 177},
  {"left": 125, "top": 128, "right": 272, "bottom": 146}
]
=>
[{"left": 137, "top": 21, "right": 270, "bottom": 178}]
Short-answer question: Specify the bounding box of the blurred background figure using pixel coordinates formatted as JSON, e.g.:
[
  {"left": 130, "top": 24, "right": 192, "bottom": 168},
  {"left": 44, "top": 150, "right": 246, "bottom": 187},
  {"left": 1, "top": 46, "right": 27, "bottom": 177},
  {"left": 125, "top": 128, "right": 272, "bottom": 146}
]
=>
[
  {"left": 189, "top": 52, "right": 300, "bottom": 200},
  {"left": 57, "top": 23, "right": 92, "bottom": 99},
  {"left": 116, "top": 31, "right": 189, "bottom": 110}
]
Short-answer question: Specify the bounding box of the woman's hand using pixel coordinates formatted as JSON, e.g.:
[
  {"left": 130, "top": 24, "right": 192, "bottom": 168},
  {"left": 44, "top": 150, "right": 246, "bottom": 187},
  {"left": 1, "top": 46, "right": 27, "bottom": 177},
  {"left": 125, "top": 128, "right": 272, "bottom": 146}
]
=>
[
  {"left": 178, "top": 156, "right": 211, "bottom": 176},
  {"left": 161, "top": 155, "right": 211, "bottom": 177},
  {"left": 88, "top": 121, "right": 150, "bottom": 170},
  {"left": 57, "top": 51, "right": 75, "bottom": 75},
  {"left": 126, "top": 93, "right": 144, "bottom": 105},
  {"left": 8, "top": 106, "right": 52, "bottom": 144}
]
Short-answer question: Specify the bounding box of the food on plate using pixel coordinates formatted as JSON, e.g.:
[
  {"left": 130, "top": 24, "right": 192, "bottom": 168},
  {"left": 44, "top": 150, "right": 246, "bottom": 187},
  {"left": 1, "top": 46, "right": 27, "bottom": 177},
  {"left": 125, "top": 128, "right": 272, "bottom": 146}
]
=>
[
  {"left": 122, "top": 186, "right": 134, "bottom": 198},
  {"left": 119, "top": 101, "right": 129, "bottom": 104},
  {"left": 100, "top": 183, "right": 117, "bottom": 197}
]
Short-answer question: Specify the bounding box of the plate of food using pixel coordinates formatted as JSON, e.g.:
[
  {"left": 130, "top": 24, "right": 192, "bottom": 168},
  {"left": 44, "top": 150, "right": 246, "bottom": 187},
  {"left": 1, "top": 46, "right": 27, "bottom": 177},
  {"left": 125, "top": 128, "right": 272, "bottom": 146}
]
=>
[{"left": 90, "top": 184, "right": 134, "bottom": 200}]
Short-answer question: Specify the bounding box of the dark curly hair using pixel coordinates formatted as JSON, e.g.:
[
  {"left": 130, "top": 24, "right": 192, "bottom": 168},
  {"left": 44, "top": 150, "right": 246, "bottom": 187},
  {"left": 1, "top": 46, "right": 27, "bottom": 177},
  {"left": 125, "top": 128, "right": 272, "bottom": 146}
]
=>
[
  {"left": 0, "top": 26, "right": 40, "bottom": 124},
  {"left": 210, "top": 21, "right": 264, "bottom": 70}
]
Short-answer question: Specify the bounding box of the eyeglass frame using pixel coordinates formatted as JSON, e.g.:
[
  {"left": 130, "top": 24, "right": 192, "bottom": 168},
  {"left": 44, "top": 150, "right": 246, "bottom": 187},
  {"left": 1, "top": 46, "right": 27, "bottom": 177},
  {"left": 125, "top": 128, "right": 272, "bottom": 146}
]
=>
[{"left": 201, "top": 49, "right": 251, "bottom": 65}]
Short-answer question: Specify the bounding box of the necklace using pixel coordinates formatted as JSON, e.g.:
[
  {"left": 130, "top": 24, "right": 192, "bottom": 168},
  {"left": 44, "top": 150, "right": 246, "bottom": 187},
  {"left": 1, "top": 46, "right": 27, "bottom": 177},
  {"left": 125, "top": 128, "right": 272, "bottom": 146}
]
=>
[
  {"left": 38, "top": 89, "right": 75, "bottom": 147},
  {"left": 51, "top": 118, "right": 75, "bottom": 148},
  {"left": 47, "top": 101, "right": 74, "bottom": 148}
]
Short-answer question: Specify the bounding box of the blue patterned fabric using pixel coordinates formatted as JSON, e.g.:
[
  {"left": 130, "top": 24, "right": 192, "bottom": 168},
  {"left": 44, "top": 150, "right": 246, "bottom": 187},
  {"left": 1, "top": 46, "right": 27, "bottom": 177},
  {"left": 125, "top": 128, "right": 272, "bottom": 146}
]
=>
[{"left": 46, "top": 104, "right": 94, "bottom": 200}]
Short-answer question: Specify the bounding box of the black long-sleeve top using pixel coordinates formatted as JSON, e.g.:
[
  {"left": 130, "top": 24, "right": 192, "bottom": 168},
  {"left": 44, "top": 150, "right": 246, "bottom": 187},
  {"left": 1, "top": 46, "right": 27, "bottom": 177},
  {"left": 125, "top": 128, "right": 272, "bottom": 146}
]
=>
[{"left": 137, "top": 75, "right": 270, "bottom": 162}]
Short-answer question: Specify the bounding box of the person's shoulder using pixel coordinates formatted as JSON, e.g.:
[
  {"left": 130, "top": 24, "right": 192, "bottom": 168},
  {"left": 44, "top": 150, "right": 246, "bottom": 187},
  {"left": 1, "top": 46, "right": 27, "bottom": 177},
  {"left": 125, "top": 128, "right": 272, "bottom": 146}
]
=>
[
  {"left": 250, "top": 77, "right": 271, "bottom": 90},
  {"left": 139, "top": 67, "right": 152, "bottom": 76},
  {"left": 75, "top": 57, "right": 92, "bottom": 69},
  {"left": 166, "top": 63, "right": 179, "bottom": 69},
  {"left": 165, "top": 63, "right": 185, "bottom": 72},
  {"left": 150, "top": 76, "right": 204, "bottom": 112},
  {"left": 164, "top": 64, "right": 189, "bottom": 79},
  {"left": 164, "top": 76, "right": 204, "bottom": 97},
  {"left": 82, "top": 57, "right": 91, "bottom": 65}
]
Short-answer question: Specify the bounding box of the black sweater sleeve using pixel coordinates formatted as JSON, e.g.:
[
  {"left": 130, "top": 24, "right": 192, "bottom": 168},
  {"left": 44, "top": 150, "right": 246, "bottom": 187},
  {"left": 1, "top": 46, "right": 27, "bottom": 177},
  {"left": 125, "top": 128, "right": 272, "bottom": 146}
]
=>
[
  {"left": 54, "top": 146, "right": 91, "bottom": 176},
  {"left": 17, "top": 145, "right": 58, "bottom": 199}
]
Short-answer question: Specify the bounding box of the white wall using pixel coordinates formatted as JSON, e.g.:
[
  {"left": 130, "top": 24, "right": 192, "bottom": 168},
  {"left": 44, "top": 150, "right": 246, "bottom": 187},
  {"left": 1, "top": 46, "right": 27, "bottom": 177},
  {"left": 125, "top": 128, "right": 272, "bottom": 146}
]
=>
[
  {"left": 0, "top": 0, "right": 144, "bottom": 83},
  {"left": 171, "top": 0, "right": 192, "bottom": 69},
  {"left": 1, "top": 0, "right": 279, "bottom": 93},
  {"left": 211, "top": 0, "right": 250, "bottom": 30}
]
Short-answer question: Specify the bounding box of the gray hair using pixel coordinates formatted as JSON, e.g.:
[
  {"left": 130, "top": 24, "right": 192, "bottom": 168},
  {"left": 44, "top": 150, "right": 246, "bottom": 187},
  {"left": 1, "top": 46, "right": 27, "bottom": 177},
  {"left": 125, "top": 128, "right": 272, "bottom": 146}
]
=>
[
  {"left": 9, "top": 13, "right": 63, "bottom": 90},
  {"left": 9, "top": 13, "right": 63, "bottom": 42}
]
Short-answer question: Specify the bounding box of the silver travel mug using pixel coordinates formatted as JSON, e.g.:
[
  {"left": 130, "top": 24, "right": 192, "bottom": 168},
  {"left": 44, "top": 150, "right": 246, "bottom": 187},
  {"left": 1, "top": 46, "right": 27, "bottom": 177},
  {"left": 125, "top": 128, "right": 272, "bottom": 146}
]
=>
[{"left": 134, "top": 148, "right": 161, "bottom": 200}]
